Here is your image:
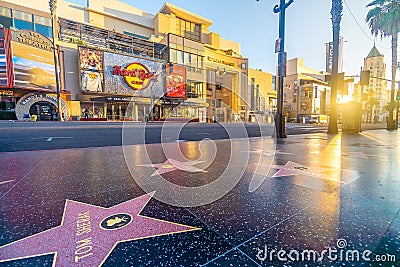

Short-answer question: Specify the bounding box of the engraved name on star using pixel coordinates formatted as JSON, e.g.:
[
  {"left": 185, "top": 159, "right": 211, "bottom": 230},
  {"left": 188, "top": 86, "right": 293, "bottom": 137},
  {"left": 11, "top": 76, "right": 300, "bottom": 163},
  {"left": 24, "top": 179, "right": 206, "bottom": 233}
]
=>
[{"left": 0, "top": 192, "right": 200, "bottom": 266}]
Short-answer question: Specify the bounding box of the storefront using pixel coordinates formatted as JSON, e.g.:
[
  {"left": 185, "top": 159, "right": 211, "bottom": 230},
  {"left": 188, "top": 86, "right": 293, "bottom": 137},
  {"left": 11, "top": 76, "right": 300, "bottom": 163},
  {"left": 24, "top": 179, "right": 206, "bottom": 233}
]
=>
[
  {"left": 0, "top": 28, "right": 71, "bottom": 120},
  {"left": 76, "top": 46, "right": 205, "bottom": 121},
  {"left": 15, "top": 92, "right": 70, "bottom": 121}
]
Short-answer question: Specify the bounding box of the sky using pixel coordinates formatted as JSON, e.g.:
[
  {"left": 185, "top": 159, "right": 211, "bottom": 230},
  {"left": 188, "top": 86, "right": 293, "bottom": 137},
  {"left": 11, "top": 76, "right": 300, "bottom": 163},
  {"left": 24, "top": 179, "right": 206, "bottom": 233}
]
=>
[{"left": 66, "top": 0, "right": 397, "bottom": 80}]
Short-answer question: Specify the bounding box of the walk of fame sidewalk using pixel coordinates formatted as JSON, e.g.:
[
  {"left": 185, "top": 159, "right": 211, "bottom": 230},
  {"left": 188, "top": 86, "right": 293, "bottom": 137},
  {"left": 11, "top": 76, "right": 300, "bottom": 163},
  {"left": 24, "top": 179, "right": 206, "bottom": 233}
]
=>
[{"left": 0, "top": 128, "right": 399, "bottom": 266}]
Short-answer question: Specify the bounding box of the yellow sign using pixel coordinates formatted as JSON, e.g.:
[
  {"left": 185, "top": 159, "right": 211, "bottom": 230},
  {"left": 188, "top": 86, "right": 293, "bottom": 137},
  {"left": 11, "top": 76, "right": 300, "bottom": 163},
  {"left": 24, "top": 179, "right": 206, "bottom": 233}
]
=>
[
  {"left": 0, "top": 90, "right": 13, "bottom": 96},
  {"left": 12, "top": 30, "right": 52, "bottom": 52},
  {"left": 112, "top": 63, "right": 157, "bottom": 90},
  {"left": 206, "top": 56, "right": 235, "bottom": 67}
]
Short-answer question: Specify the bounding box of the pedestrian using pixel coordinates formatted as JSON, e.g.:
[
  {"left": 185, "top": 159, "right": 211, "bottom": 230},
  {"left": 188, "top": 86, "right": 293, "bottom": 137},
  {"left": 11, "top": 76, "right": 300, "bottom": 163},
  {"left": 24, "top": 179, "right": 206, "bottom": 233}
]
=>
[{"left": 84, "top": 108, "right": 89, "bottom": 121}]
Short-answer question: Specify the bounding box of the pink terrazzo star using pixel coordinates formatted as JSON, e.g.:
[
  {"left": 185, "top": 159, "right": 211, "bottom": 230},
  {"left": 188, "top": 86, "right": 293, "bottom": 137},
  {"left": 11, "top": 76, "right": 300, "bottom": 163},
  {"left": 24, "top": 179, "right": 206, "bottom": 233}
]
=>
[
  {"left": 271, "top": 161, "right": 329, "bottom": 178},
  {"left": 0, "top": 192, "right": 199, "bottom": 266},
  {"left": 137, "top": 158, "right": 206, "bottom": 176}
]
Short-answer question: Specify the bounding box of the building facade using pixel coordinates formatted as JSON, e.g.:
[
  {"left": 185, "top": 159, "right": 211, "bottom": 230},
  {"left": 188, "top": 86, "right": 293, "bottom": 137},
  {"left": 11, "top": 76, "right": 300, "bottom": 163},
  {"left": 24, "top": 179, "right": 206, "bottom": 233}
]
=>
[
  {"left": 248, "top": 68, "right": 276, "bottom": 123},
  {"left": 361, "top": 46, "right": 388, "bottom": 123},
  {"left": 154, "top": 3, "right": 249, "bottom": 123},
  {"left": 283, "top": 58, "right": 331, "bottom": 123},
  {"left": 0, "top": 0, "right": 249, "bottom": 122}
]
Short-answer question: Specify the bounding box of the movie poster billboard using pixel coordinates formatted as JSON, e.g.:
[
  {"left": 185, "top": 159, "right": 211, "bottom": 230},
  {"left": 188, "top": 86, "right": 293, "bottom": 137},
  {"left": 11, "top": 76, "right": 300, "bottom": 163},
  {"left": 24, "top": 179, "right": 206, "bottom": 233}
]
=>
[
  {"left": 0, "top": 39, "right": 8, "bottom": 87},
  {"left": 103, "top": 52, "right": 163, "bottom": 97},
  {"left": 79, "top": 47, "right": 104, "bottom": 92},
  {"left": 165, "top": 65, "right": 186, "bottom": 98},
  {"left": 11, "top": 31, "right": 56, "bottom": 90},
  {"left": 79, "top": 47, "right": 103, "bottom": 71}
]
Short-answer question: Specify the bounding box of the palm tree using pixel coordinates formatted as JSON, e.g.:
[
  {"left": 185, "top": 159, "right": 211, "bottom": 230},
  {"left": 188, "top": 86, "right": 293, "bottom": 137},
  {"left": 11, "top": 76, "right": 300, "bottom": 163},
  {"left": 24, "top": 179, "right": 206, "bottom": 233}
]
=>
[
  {"left": 366, "top": 0, "right": 400, "bottom": 130},
  {"left": 328, "top": 0, "right": 343, "bottom": 134}
]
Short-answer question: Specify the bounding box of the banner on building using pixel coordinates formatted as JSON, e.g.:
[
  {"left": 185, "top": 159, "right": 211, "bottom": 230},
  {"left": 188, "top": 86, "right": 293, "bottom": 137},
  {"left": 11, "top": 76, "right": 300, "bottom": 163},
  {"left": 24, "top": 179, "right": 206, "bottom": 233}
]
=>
[
  {"left": 0, "top": 39, "right": 8, "bottom": 87},
  {"left": 325, "top": 42, "right": 333, "bottom": 74},
  {"left": 10, "top": 30, "right": 56, "bottom": 90},
  {"left": 79, "top": 47, "right": 104, "bottom": 71},
  {"left": 103, "top": 52, "right": 163, "bottom": 97},
  {"left": 166, "top": 64, "right": 186, "bottom": 98}
]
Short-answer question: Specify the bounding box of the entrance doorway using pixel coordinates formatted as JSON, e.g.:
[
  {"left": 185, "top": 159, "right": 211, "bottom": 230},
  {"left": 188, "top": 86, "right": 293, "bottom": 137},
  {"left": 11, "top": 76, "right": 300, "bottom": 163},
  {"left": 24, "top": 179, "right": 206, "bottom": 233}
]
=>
[{"left": 29, "top": 101, "right": 57, "bottom": 121}]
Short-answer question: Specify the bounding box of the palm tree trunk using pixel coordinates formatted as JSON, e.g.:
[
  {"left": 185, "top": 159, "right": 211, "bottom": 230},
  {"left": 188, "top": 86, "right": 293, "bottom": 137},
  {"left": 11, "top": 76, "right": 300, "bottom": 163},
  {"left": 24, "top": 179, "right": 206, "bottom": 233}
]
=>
[
  {"left": 328, "top": 0, "right": 342, "bottom": 134},
  {"left": 388, "top": 31, "right": 398, "bottom": 130}
]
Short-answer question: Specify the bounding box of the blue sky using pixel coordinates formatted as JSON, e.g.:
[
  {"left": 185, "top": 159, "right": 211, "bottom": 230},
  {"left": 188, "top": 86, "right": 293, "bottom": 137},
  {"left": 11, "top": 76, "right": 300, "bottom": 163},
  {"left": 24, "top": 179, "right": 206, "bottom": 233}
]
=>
[{"left": 66, "top": 0, "right": 396, "bottom": 79}]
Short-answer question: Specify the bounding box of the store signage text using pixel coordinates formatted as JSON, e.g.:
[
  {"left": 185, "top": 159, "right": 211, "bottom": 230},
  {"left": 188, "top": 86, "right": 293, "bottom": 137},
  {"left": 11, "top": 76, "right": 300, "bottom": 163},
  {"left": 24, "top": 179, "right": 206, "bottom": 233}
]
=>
[
  {"left": 112, "top": 63, "right": 157, "bottom": 90},
  {"left": 207, "top": 56, "right": 235, "bottom": 67},
  {"left": 0, "top": 90, "right": 13, "bottom": 96},
  {"left": 22, "top": 93, "right": 58, "bottom": 105},
  {"left": 13, "top": 30, "right": 53, "bottom": 52}
]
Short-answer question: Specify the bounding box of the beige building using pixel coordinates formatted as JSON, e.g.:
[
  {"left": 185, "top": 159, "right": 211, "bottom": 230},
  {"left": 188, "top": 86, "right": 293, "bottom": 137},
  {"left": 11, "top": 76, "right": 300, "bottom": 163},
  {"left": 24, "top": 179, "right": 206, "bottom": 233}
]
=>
[
  {"left": 248, "top": 68, "right": 276, "bottom": 123},
  {"left": 361, "top": 46, "right": 388, "bottom": 123},
  {"left": 0, "top": 0, "right": 249, "bottom": 122},
  {"left": 154, "top": 3, "right": 249, "bottom": 122},
  {"left": 283, "top": 58, "right": 331, "bottom": 123}
]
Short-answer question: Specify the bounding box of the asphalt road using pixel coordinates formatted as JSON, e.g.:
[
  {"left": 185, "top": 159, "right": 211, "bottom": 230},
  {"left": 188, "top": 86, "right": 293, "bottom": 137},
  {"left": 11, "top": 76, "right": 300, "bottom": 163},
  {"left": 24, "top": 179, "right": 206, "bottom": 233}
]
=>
[{"left": 0, "top": 121, "right": 329, "bottom": 152}]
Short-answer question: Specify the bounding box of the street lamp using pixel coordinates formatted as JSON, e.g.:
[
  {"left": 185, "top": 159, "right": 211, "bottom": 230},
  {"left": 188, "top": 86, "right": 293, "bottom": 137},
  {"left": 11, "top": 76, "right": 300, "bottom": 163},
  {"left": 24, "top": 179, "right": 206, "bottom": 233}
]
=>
[{"left": 49, "top": 0, "right": 62, "bottom": 121}]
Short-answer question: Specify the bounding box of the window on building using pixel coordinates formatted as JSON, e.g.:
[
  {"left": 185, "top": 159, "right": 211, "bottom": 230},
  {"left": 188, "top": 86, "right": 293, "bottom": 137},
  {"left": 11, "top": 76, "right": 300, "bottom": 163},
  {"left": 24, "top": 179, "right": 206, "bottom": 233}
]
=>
[
  {"left": 0, "top": 7, "right": 11, "bottom": 28},
  {"left": 13, "top": 10, "right": 33, "bottom": 31},
  {"left": 176, "top": 17, "right": 201, "bottom": 42},
  {"left": 187, "top": 80, "right": 204, "bottom": 98}
]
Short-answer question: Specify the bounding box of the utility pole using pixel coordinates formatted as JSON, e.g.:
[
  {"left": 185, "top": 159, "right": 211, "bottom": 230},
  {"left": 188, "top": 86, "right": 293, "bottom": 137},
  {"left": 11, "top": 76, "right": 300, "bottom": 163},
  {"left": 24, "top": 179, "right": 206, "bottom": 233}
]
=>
[
  {"left": 49, "top": 0, "right": 62, "bottom": 121},
  {"left": 273, "top": 0, "right": 293, "bottom": 138}
]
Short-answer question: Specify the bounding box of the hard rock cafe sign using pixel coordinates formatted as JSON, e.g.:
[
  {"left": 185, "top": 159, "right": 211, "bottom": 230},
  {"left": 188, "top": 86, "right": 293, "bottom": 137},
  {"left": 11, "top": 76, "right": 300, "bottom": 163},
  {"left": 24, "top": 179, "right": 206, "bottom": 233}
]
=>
[{"left": 112, "top": 63, "right": 157, "bottom": 90}]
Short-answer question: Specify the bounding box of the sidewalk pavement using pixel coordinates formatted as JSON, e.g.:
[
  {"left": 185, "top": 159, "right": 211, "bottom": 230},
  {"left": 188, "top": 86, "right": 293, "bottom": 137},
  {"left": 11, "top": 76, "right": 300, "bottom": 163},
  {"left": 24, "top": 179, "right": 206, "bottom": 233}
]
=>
[{"left": 0, "top": 129, "right": 399, "bottom": 266}]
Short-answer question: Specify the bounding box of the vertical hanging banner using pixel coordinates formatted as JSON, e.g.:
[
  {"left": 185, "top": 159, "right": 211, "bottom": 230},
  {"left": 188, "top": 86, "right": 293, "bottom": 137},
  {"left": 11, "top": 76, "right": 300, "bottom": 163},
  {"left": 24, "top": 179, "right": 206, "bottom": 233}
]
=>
[
  {"left": 79, "top": 47, "right": 104, "bottom": 92},
  {"left": 0, "top": 36, "right": 8, "bottom": 87},
  {"left": 325, "top": 42, "right": 333, "bottom": 74},
  {"left": 165, "top": 64, "right": 186, "bottom": 98}
]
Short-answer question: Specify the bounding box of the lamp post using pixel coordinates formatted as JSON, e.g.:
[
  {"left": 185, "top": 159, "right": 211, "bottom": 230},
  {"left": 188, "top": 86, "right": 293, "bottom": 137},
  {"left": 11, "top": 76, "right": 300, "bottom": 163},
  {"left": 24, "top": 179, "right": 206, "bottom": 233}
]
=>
[
  {"left": 273, "top": 0, "right": 293, "bottom": 138},
  {"left": 49, "top": 0, "right": 62, "bottom": 121}
]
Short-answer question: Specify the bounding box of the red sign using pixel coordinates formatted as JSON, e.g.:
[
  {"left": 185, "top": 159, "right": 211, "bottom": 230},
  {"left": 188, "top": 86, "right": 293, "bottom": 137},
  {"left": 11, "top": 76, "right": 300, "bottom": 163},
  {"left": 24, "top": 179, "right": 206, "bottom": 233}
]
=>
[
  {"left": 166, "top": 65, "right": 186, "bottom": 98},
  {"left": 112, "top": 63, "right": 157, "bottom": 90}
]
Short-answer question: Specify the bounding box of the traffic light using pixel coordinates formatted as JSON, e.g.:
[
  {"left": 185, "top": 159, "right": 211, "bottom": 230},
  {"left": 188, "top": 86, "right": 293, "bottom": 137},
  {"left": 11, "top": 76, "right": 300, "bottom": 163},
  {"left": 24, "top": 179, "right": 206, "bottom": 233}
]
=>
[
  {"left": 360, "top": 70, "right": 370, "bottom": 86},
  {"left": 325, "top": 74, "right": 332, "bottom": 84}
]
